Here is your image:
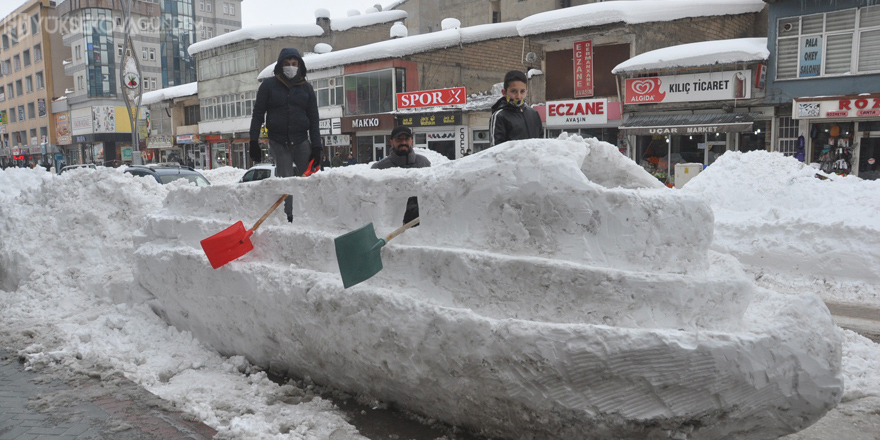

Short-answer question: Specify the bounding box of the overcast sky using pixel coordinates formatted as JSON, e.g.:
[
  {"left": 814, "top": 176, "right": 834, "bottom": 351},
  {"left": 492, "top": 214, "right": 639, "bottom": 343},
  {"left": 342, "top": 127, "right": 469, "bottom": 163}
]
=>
[{"left": 0, "top": 0, "right": 389, "bottom": 30}]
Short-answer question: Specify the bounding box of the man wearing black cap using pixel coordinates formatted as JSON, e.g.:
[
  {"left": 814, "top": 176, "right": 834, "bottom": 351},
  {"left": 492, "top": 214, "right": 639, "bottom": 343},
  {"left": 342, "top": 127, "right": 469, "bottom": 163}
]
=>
[{"left": 372, "top": 125, "right": 431, "bottom": 224}]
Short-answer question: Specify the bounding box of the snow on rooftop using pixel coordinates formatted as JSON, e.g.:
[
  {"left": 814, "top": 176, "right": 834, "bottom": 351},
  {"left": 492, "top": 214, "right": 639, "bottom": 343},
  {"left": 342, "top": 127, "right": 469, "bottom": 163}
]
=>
[
  {"left": 613, "top": 37, "right": 769, "bottom": 73},
  {"left": 517, "top": 0, "right": 767, "bottom": 36},
  {"left": 141, "top": 82, "right": 198, "bottom": 106},
  {"left": 330, "top": 10, "right": 407, "bottom": 31},
  {"left": 187, "top": 24, "right": 323, "bottom": 56},
  {"left": 259, "top": 21, "right": 521, "bottom": 79}
]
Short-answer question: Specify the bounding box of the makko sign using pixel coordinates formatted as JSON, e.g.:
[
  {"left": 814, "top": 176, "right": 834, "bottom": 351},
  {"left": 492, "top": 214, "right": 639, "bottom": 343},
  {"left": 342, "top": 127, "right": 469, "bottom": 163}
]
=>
[
  {"left": 793, "top": 95, "right": 880, "bottom": 119},
  {"left": 625, "top": 70, "right": 751, "bottom": 104},
  {"left": 397, "top": 87, "right": 466, "bottom": 109},
  {"left": 546, "top": 99, "right": 608, "bottom": 127}
]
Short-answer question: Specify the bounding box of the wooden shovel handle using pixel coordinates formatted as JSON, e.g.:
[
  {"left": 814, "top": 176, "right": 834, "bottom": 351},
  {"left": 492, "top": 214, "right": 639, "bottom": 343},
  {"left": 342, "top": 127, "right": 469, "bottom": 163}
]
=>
[
  {"left": 384, "top": 217, "right": 420, "bottom": 242},
  {"left": 250, "top": 194, "right": 289, "bottom": 232}
]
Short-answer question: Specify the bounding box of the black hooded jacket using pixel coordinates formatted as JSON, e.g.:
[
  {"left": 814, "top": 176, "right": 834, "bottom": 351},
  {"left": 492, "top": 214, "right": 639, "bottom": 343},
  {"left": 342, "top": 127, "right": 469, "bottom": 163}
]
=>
[
  {"left": 489, "top": 97, "right": 543, "bottom": 147},
  {"left": 249, "top": 48, "right": 321, "bottom": 148}
]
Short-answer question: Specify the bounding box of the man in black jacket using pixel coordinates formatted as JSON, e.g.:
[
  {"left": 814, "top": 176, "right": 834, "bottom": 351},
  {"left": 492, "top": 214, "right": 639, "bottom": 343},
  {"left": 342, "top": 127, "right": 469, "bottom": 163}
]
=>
[
  {"left": 489, "top": 70, "right": 543, "bottom": 147},
  {"left": 249, "top": 48, "right": 322, "bottom": 222},
  {"left": 372, "top": 126, "right": 430, "bottom": 225}
]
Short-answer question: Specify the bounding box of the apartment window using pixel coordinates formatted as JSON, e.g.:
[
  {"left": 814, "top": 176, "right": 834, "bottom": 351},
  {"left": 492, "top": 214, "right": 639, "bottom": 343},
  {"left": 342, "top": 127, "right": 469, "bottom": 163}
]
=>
[
  {"left": 5, "top": 82, "right": 12, "bottom": 98},
  {"left": 206, "top": 1, "right": 212, "bottom": 12},
  {"left": 29, "top": 128, "right": 37, "bottom": 144},
  {"left": 8, "top": 107, "right": 15, "bottom": 122},
  {"left": 184, "top": 104, "right": 200, "bottom": 125},
  {"left": 40, "top": 126, "right": 47, "bottom": 140},
  {"left": 207, "top": 27, "right": 213, "bottom": 38},
  {"left": 310, "top": 77, "right": 344, "bottom": 107},
  {"left": 35, "top": 71, "right": 44, "bottom": 89},
  {"left": 23, "top": 49, "right": 31, "bottom": 67},
  {"left": 31, "top": 13, "right": 40, "bottom": 34},
  {"left": 229, "top": 3, "right": 235, "bottom": 16},
  {"left": 34, "top": 43, "right": 42, "bottom": 62},
  {"left": 0, "top": 85, "right": 4, "bottom": 102},
  {"left": 18, "top": 105, "right": 25, "bottom": 122},
  {"left": 223, "top": 2, "right": 228, "bottom": 14},
  {"left": 27, "top": 102, "right": 35, "bottom": 119},
  {"left": 117, "top": 44, "right": 123, "bottom": 57},
  {"left": 142, "top": 47, "right": 147, "bottom": 60},
  {"left": 10, "top": 27, "right": 17, "bottom": 46},
  {"left": 1, "top": 35, "right": 8, "bottom": 50},
  {"left": 75, "top": 45, "right": 82, "bottom": 60},
  {"left": 776, "top": 5, "right": 880, "bottom": 79},
  {"left": 344, "top": 69, "right": 399, "bottom": 115},
  {"left": 77, "top": 75, "right": 84, "bottom": 91},
  {"left": 199, "top": 1, "right": 204, "bottom": 11},
  {"left": 15, "top": 79, "right": 23, "bottom": 95},
  {"left": 25, "top": 75, "right": 32, "bottom": 93},
  {"left": 0, "top": 59, "right": 10, "bottom": 75},
  {"left": 13, "top": 55, "right": 20, "bottom": 71},
  {"left": 150, "top": 77, "right": 157, "bottom": 89},
  {"left": 149, "top": 48, "right": 155, "bottom": 60}
]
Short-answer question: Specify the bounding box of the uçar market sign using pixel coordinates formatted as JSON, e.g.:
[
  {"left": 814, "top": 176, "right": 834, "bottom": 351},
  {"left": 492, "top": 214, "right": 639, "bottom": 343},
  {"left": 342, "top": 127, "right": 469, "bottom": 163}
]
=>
[
  {"left": 625, "top": 70, "right": 751, "bottom": 104},
  {"left": 793, "top": 95, "right": 880, "bottom": 119},
  {"left": 546, "top": 99, "right": 608, "bottom": 126},
  {"left": 397, "top": 87, "right": 466, "bottom": 109}
]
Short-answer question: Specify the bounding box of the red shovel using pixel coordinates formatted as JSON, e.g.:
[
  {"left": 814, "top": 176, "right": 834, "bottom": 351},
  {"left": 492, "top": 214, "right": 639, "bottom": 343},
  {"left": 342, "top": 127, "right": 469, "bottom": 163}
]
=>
[{"left": 200, "top": 194, "right": 289, "bottom": 269}]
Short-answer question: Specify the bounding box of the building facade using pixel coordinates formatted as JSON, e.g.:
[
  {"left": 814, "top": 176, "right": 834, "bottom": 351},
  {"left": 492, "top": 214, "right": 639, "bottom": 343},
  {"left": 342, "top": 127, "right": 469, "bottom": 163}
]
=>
[
  {"left": 0, "top": 0, "right": 71, "bottom": 168},
  {"left": 764, "top": 0, "right": 880, "bottom": 180}
]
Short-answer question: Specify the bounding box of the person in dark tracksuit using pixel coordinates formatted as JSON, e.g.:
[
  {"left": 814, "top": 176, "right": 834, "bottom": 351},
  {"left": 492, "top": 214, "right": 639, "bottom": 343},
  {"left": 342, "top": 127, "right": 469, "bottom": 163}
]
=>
[
  {"left": 489, "top": 70, "right": 543, "bottom": 147},
  {"left": 249, "top": 47, "right": 322, "bottom": 222},
  {"left": 372, "top": 126, "right": 431, "bottom": 225}
]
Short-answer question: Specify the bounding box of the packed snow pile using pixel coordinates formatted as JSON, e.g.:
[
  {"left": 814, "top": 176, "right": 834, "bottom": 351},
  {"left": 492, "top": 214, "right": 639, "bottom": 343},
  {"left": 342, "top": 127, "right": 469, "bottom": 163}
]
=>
[
  {"left": 681, "top": 150, "right": 880, "bottom": 283},
  {"left": 129, "top": 136, "right": 842, "bottom": 439}
]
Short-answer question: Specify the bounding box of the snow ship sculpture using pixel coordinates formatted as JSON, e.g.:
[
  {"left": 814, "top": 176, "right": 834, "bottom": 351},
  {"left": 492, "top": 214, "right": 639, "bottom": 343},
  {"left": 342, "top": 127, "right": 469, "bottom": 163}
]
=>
[{"left": 134, "top": 136, "right": 842, "bottom": 439}]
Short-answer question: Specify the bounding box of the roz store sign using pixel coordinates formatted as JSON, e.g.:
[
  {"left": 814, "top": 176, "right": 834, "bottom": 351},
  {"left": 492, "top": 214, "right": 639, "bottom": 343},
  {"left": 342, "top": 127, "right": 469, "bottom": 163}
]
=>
[
  {"left": 397, "top": 87, "right": 466, "bottom": 109},
  {"left": 625, "top": 70, "right": 751, "bottom": 104},
  {"left": 794, "top": 96, "right": 880, "bottom": 119},
  {"left": 546, "top": 99, "right": 608, "bottom": 126}
]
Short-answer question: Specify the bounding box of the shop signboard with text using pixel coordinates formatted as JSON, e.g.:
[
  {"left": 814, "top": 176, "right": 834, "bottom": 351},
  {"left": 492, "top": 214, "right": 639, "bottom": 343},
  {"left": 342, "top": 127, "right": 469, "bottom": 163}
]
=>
[
  {"left": 55, "top": 113, "right": 71, "bottom": 145},
  {"left": 399, "top": 111, "right": 462, "bottom": 127},
  {"left": 573, "top": 40, "right": 593, "bottom": 98},
  {"left": 546, "top": 99, "right": 608, "bottom": 127},
  {"left": 341, "top": 114, "right": 395, "bottom": 132},
  {"left": 397, "top": 87, "right": 466, "bottom": 109},
  {"left": 793, "top": 95, "right": 880, "bottom": 119},
  {"left": 625, "top": 70, "right": 751, "bottom": 104}
]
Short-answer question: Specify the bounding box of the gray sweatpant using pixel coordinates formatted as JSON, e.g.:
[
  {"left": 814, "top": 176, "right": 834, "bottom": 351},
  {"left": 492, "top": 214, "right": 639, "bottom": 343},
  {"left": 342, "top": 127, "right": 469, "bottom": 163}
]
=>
[{"left": 268, "top": 139, "right": 311, "bottom": 218}]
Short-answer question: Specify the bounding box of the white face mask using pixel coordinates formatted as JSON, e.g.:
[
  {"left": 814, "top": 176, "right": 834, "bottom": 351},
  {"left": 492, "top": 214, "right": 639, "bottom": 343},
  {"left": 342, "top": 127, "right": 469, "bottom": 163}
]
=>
[{"left": 282, "top": 65, "right": 297, "bottom": 79}]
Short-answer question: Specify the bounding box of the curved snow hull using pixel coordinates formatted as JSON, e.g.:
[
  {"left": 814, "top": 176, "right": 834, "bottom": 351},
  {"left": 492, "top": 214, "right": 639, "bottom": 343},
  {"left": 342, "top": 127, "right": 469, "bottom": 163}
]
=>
[{"left": 134, "top": 138, "right": 842, "bottom": 439}]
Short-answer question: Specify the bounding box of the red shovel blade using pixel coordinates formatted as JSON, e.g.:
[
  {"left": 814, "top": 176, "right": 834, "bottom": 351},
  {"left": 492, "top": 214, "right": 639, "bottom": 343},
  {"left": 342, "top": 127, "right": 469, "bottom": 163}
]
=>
[{"left": 200, "top": 221, "right": 255, "bottom": 269}]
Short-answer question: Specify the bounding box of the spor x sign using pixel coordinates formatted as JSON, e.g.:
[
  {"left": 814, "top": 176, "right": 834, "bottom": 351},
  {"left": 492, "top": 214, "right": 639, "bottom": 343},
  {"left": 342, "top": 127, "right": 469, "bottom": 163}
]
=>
[{"left": 397, "top": 87, "right": 466, "bottom": 109}]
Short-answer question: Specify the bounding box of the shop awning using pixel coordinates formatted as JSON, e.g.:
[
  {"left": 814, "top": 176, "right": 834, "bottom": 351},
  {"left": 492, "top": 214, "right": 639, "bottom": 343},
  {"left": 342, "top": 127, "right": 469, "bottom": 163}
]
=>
[{"left": 620, "top": 113, "right": 756, "bottom": 136}]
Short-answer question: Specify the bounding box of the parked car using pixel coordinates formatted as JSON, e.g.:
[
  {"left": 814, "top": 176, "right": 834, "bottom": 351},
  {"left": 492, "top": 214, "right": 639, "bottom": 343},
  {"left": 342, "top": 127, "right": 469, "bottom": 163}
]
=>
[
  {"left": 239, "top": 163, "right": 281, "bottom": 183},
  {"left": 59, "top": 164, "right": 97, "bottom": 174},
  {"left": 125, "top": 163, "right": 211, "bottom": 186}
]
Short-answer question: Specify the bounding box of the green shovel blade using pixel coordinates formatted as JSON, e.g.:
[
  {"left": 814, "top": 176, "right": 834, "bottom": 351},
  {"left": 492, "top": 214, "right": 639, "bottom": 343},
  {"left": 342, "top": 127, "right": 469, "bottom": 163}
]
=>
[{"left": 334, "top": 222, "right": 387, "bottom": 288}]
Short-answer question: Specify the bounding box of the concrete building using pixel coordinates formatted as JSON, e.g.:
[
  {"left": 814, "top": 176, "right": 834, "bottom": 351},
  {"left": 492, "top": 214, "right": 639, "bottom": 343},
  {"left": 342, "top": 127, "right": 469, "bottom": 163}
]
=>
[
  {"left": 0, "top": 0, "right": 71, "bottom": 168},
  {"left": 188, "top": 10, "right": 407, "bottom": 169},
  {"left": 763, "top": 0, "right": 880, "bottom": 180}
]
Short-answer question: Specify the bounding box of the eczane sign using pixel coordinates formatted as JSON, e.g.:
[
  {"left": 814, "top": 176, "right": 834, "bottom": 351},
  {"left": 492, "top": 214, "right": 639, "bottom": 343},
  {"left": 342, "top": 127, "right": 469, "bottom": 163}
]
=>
[{"left": 397, "top": 87, "right": 466, "bottom": 109}]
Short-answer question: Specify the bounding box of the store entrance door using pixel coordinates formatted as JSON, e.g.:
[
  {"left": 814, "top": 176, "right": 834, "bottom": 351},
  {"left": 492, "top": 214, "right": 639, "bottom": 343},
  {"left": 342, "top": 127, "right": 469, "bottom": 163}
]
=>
[
  {"left": 429, "top": 140, "right": 455, "bottom": 160},
  {"left": 858, "top": 136, "right": 880, "bottom": 180}
]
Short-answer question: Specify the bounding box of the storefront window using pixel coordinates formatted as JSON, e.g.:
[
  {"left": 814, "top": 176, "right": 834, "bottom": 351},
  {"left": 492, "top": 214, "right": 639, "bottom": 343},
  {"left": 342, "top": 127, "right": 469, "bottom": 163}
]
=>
[
  {"left": 812, "top": 122, "right": 854, "bottom": 174},
  {"left": 636, "top": 135, "right": 670, "bottom": 184},
  {"left": 739, "top": 121, "right": 770, "bottom": 153}
]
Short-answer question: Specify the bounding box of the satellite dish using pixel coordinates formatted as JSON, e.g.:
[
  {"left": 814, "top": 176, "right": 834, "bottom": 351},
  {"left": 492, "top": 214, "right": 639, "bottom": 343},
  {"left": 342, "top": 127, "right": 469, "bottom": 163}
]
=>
[{"left": 525, "top": 52, "right": 538, "bottom": 63}]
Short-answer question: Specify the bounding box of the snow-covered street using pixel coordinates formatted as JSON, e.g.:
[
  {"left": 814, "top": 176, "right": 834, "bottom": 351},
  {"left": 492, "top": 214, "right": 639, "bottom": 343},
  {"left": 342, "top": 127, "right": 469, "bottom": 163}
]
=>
[{"left": 2, "top": 138, "right": 879, "bottom": 439}]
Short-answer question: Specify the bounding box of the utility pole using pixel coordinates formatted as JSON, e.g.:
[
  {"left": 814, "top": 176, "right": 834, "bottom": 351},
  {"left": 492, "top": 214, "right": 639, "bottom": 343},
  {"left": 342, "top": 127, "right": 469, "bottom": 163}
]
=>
[{"left": 120, "top": 0, "right": 144, "bottom": 165}]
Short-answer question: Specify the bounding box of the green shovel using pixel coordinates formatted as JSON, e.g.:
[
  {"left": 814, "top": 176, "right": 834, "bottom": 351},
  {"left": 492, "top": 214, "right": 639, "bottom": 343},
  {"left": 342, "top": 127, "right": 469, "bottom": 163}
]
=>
[{"left": 334, "top": 217, "right": 420, "bottom": 288}]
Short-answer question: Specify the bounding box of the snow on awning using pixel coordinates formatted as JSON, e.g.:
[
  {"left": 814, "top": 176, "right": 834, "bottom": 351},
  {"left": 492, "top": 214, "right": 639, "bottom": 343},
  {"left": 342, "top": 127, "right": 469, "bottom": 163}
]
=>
[{"left": 619, "top": 113, "right": 756, "bottom": 135}]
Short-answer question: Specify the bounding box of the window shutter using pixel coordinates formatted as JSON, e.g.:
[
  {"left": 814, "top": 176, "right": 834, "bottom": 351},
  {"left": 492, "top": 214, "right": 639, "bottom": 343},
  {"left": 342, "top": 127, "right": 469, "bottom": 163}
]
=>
[
  {"left": 858, "top": 29, "right": 880, "bottom": 72},
  {"left": 825, "top": 33, "right": 853, "bottom": 74},
  {"left": 777, "top": 38, "right": 798, "bottom": 79}
]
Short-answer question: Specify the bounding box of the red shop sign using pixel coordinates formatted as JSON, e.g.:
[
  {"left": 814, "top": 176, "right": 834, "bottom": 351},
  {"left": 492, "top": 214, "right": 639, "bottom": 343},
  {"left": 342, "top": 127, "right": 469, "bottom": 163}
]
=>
[
  {"left": 397, "top": 87, "right": 466, "bottom": 109},
  {"left": 573, "top": 40, "right": 593, "bottom": 98}
]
